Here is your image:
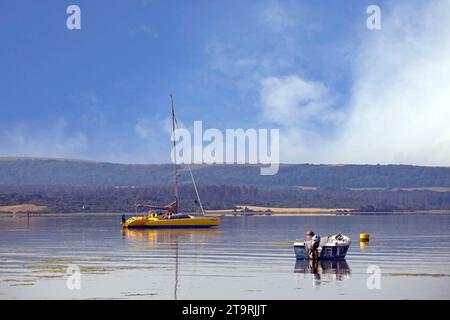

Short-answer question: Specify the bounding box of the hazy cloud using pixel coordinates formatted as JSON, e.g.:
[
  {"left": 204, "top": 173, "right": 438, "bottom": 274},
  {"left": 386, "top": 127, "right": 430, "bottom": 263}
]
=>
[
  {"left": 259, "top": 0, "right": 298, "bottom": 32},
  {"left": 327, "top": 0, "right": 450, "bottom": 165},
  {"left": 260, "top": 75, "right": 338, "bottom": 126},
  {"left": 0, "top": 119, "right": 88, "bottom": 159},
  {"left": 259, "top": 1, "right": 450, "bottom": 166}
]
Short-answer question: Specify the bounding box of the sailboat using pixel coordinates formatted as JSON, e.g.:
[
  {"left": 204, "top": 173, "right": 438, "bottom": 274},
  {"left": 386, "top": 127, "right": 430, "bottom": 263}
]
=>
[{"left": 121, "top": 95, "right": 221, "bottom": 229}]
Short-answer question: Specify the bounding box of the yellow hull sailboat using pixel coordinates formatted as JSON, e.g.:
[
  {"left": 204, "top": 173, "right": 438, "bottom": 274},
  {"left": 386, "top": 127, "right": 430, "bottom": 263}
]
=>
[
  {"left": 122, "top": 95, "right": 221, "bottom": 229},
  {"left": 122, "top": 214, "right": 220, "bottom": 228}
]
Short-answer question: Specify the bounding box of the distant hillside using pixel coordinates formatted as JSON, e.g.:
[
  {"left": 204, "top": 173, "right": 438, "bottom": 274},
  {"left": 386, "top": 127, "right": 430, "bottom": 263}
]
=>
[{"left": 1, "top": 157, "right": 450, "bottom": 188}]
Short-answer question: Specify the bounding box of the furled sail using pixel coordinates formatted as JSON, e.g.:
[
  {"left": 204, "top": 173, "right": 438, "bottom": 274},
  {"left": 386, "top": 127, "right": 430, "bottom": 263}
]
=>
[{"left": 135, "top": 200, "right": 178, "bottom": 214}]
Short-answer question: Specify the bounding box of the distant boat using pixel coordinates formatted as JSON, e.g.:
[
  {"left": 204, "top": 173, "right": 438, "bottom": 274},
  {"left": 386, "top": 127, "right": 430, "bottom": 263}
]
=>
[
  {"left": 294, "top": 234, "right": 351, "bottom": 260},
  {"left": 122, "top": 95, "right": 220, "bottom": 229}
]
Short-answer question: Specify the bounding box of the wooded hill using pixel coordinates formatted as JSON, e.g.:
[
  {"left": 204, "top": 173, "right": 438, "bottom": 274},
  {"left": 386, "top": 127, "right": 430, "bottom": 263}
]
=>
[{"left": 1, "top": 158, "right": 450, "bottom": 188}]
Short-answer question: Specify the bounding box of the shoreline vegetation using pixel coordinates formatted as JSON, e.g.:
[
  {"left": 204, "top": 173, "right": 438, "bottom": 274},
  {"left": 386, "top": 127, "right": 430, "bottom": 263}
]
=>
[
  {"left": 2, "top": 184, "right": 450, "bottom": 213},
  {"left": 1, "top": 204, "right": 450, "bottom": 216}
]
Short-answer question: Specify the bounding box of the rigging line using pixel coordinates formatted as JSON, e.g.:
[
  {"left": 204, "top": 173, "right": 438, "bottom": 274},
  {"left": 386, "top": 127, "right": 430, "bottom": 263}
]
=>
[
  {"left": 170, "top": 96, "right": 205, "bottom": 216},
  {"left": 170, "top": 94, "right": 179, "bottom": 210},
  {"left": 187, "top": 163, "right": 205, "bottom": 216}
]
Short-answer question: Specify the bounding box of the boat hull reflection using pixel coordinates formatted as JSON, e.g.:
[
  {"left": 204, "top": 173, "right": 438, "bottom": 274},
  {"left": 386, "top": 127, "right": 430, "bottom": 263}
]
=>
[
  {"left": 122, "top": 228, "right": 221, "bottom": 244},
  {"left": 294, "top": 259, "right": 351, "bottom": 282}
]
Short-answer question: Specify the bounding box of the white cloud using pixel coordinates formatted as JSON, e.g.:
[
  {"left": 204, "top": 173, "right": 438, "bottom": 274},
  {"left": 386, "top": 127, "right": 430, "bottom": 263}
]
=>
[
  {"left": 260, "top": 75, "right": 343, "bottom": 162},
  {"left": 135, "top": 118, "right": 159, "bottom": 140},
  {"left": 260, "top": 75, "right": 337, "bottom": 126},
  {"left": 204, "top": 0, "right": 306, "bottom": 91},
  {"left": 260, "top": 1, "right": 450, "bottom": 166},
  {"left": 135, "top": 115, "right": 183, "bottom": 140},
  {"left": 133, "top": 116, "right": 178, "bottom": 163},
  {"left": 0, "top": 119, "right": 88, "bottom": 159},
  {"left": 328, "top": 0, "right": 450, "bottom": 165},
  {"left": 259, "top": 0, "right": 298, "bottom": 32}
]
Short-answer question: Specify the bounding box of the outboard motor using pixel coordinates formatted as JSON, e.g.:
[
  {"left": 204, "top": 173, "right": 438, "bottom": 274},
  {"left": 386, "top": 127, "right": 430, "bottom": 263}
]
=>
[
  {"left": 312, "top": 235, "right": 321, "bottom": 250},
  {"left": 309, "top": 235, "right": 321, "bottom": 260}
]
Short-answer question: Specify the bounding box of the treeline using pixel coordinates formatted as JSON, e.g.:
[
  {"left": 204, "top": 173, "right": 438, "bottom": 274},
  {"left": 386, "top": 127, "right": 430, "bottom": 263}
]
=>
[
  {"left": 1, "top": 185, "right": 450, "bottom": 213},
  {"left": 0, "top": 185, "right": 258, "bottom": 213}
]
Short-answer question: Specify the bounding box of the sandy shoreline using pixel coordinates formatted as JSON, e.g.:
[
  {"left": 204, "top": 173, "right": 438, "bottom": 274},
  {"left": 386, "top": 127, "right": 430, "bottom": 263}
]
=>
[
  {"left": 0, "top": 204, "right": 48, "bottom": 214},
  {"left": 2, "top": 211, "right": 450, "bottom": 217}
]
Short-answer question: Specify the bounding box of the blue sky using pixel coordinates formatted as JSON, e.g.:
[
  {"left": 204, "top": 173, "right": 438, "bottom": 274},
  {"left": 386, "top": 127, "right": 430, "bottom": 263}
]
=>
[{"left": 1, "top": 0, "right": 449, "bottom": 165}]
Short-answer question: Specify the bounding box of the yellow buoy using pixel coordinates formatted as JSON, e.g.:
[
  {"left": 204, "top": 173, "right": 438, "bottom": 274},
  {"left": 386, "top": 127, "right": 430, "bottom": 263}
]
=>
[{"left": 360, "top": 233, "right": 370, "bottom": 242}]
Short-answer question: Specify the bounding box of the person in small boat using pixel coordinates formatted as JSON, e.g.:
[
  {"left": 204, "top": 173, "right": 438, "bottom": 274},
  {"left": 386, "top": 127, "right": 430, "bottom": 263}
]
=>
[{"left": 306, "top": 230, "right": 315, "bottom": 240}]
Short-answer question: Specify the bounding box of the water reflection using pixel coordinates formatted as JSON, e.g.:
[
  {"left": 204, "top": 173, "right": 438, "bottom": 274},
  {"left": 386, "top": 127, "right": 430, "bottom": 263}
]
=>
[
  {"left": 121, "top": 228, "right": 221, "bottom": 299},
  {"left": 1, "top": 215, "right": 450, "bottom": 299},
  {"left": 359, "top": 241, "right": 369, "bottom": 249},
  {"left": 294, "top": 260, "right": 351, "bottom": 286},
  {"left": 122, "top": 228, "right": 221, "bottom": 245}
]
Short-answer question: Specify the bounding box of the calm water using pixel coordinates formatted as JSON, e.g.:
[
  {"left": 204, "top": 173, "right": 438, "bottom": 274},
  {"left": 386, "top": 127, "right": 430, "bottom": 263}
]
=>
[{"left": 1, "top": 214, "right": 450, "bottom": 299}]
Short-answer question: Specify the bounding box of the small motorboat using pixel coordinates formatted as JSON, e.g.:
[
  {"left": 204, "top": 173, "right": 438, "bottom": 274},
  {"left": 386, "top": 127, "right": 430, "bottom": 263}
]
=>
[{"left": 294, "top": 233, "right": 351, "bottom": 260}]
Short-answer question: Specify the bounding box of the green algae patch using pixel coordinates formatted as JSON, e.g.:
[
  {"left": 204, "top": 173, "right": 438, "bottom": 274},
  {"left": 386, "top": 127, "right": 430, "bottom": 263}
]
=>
[
  {"left": 272, "top": 241, "right": 294, "bottom": 246},
  {"left": 385, "top": 272, "right": 450, "bottom": 278},
  {"left": 114, "top": 265, "right": 155, "bottom": 270},
  {"left": 34, "top": 274, "right": 65, "bottom": 279},
  {"left": 30, "top": 264, "right": 112, "bottom": 274},
  {"left": 28, "top": 263, "right": 155, "bottom": 276},
  {"left": 31, "top": 258, "right": 78, "bottom": 264},
  {"left": 9, "top": 279, "right": 36, "bottom": 286},
  {"left": 31, "top": 257, "right": 113, "bottom": 264},
  {"left": 122, "top": 292, "right": 158, "bottom": 297}
]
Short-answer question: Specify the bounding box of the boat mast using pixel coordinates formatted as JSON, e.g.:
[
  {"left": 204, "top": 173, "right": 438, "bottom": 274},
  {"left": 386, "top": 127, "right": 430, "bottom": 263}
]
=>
[{"left": 170, "top": 94, "right": 179, "bottom": 213}]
